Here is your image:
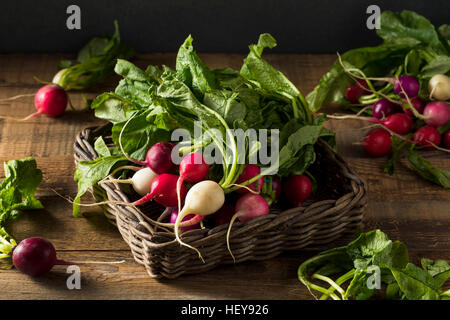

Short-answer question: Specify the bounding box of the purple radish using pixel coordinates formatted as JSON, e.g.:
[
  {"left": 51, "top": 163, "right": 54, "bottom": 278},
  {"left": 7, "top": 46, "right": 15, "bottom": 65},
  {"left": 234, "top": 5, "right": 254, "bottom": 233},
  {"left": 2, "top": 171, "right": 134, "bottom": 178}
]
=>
[
  {"left": 403, "top": 97, "right": 425, "bottom": 117},
  {"left": 372, "top": 98, "right": 398, "bottom": 119},
  {"left": 145, "top": 142, "right": 175, "bottom": 174},
  {"left": 394, "top": 75, "right": 420, "bottom": 98}
]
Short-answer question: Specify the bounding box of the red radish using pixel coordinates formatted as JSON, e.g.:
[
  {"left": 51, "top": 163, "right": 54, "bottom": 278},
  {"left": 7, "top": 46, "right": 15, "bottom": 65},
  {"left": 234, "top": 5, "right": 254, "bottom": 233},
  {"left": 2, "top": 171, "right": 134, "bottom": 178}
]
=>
[
  {"left": 176, "top": 152, "right": 210, "bottom": 211},
  {"left": 226, "top": 194, "right": 270, "bottom": 261},
  {"left": 363, "top": 128, "right": 392, "bottom": 157},
  {"left": 20, "top": 84, "right": 68, "bottom": 120},
  {"left": 444, "top": 130, "right": 450, "bottom": 149},
  {"left": 145, "top": 142, "right": 175, "bottom": 174},
  {"left": 101, "top": 167, "right": 158, "bottom": 196},
  {"left": 214, "top": 204, "right": 236, "bottom": 226},
  {"left": 235, "top": 164, "right": 264, "bottom": 194},
  {"left": 12, "top": 237, "right": 124, "bottom": 276},
  {"left": 133, "top": 173, "right": 186, "bottom": 207},
  {"left": 174, "top": 180, "right": 225, "bottom": 261},
  {"left": 327, "top": 113, "right": 413, "bottom": 135},
  {"left": 414, "top": 126, "right": 442, "bottom": 150},
  {"left": 403, "top": 97, "right": 425, "bottom": 117},
  {"left": 372, "top": 98, "right": 397, "bottom": 119},
  {"left": 170, "top": 209, "right": 199, "bottom": 232},
  {"left": 394, "top": 75, "right": 419, "bottom": 98},
  {"left": 284, "top": 175, "right": 312, "bottom": 207},
  {"left": 422, "top": 101, "right": 450, "bottom": 127},
  {"left": 345, "top": 79, "right": 369, "bottom": 103}
]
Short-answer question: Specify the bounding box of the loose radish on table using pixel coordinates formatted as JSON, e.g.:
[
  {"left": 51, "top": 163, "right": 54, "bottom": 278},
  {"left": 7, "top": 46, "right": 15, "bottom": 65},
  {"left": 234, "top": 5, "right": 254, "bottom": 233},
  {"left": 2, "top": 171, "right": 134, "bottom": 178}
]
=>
[
  {"left": 428, "top": 74, "right": 450, "bottom": 101},
  {"left": 234, "top": 164, "right": 264, "bottom": 194},
  {"left": 226, "top": 194, "right": 269, "bottom": 262},
  {"left": 284, "top": 175, "right": 312, "bottom": 207},
  {"left": 101, "top": 167, "right": 158, "bottom": 196},
  {"left": 413, "top": 126, "right": 442, "bottom": 151},
  {"left": 422, "top": 101, "right": 450, "bottom": 127},
  {"left": 174, "top": 180, "right": 225, "bottom": 261},
  {"left": 363, "top": 128, "right": 392, "bottom": 157},
  {"left": 176, "top": 152, "right": 210, "bottom": 211},
  {"left": 0, "top": 84, "right": 68, "bottom": 121},
  {"left": 12, "top": 237, "right": 123, "bottom": 276}
]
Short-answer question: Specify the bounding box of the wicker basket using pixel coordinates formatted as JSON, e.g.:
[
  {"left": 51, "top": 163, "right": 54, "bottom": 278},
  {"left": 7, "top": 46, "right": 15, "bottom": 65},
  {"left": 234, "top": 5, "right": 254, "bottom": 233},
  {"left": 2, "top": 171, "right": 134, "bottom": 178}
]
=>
[{"left": 74, "top": 124, "right": 367, "bottom": 279}]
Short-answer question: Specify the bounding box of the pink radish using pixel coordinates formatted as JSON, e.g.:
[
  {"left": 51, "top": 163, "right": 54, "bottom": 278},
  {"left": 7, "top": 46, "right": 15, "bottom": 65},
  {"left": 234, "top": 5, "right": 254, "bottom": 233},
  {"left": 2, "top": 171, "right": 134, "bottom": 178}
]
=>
[
  {"left": 12, "top": 237, "right": 123, "bottom": 276},
  {"left": 422, "top": 101, "right": 450, "bottom": 127},
  {"left": 226, "top": 194, "right": 270, "bottom": 261},
  {"left": 174, "top": 180, "right": 225, "bottom": 261},
  {"left": 372, "top": 98, "right": 398, "bottom": 119},
  {"left": 363, "top": 128, "right": 392, "bottom": 157},
  {"left": 414, "top": 126, "right": 442, "bottom": 151},
  {"left": 145, "top": 142, "right": 175, "bottom": 174},
  {"left": 444, "top": 130, "right": 450, "bottom": 149},
  {"left": 176, "top": 153, "right": 210, "bottom": 211},
  {"left": 235, "top": 164, "right": 264, "bottom": 194},
  {"left": 284, "top": 175, "right": 312, "bottom": 207},
  {"left": 170, "top": 209, "right": 199, "bottom": 232}
]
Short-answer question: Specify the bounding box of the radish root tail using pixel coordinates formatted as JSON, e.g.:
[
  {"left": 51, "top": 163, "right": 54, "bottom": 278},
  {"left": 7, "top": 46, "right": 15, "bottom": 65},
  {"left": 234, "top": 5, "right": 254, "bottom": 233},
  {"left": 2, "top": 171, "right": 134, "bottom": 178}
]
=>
[
  {"left": 174, "top": 210, "right": 205, "bottom": 263},
  {"left": 226, "top": 213, "right": 239, "bottom": 264}
]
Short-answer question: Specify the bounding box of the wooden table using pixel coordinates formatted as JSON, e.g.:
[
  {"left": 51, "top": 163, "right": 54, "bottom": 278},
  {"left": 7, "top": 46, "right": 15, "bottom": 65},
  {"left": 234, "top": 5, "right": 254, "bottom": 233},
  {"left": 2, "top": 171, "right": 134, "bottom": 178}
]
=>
[{"left": 0, "top": 53, "right": 448, "bottom": 300}]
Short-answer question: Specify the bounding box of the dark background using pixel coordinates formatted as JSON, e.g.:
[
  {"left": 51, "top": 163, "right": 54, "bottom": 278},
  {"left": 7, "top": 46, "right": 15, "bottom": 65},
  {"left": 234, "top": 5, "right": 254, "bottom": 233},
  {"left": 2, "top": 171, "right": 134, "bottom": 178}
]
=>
[{"left": 0, "top": 0, "right": 448, "bottom": 53}]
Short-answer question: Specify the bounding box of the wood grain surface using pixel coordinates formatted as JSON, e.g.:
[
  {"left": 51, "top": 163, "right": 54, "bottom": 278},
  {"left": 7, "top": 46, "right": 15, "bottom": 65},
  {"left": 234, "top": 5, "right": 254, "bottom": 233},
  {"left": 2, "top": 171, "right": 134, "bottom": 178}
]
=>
[{"left": 0, "top": 53, "right": 448, "bottom": 300}]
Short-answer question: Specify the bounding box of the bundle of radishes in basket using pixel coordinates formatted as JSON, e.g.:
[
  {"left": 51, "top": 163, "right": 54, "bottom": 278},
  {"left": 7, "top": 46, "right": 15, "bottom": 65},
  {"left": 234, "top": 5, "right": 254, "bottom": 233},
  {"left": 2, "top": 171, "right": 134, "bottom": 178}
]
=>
[{"left": 72, "top": 34, "right": 335, "bottom": 262}]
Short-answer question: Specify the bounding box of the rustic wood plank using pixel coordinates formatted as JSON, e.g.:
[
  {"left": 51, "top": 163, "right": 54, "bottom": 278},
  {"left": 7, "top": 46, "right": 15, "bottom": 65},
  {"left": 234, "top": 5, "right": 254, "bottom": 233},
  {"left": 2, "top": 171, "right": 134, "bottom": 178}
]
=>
[{"left": 0, "top": 53, "right": 448, "bottom": 300}]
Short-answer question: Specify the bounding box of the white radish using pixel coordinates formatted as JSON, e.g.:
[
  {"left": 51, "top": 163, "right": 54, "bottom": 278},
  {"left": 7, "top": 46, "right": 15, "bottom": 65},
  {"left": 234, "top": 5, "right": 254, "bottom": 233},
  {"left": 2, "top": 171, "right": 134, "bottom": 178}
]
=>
[
  {"left": 101, "top": 167, "right": 158, "bottom": 196},
  {"left": 428, "top": 74, "right": 450, "bottom": 101},
  {"left": 174, "top": 180, "right": 225, "bottom": 262}
]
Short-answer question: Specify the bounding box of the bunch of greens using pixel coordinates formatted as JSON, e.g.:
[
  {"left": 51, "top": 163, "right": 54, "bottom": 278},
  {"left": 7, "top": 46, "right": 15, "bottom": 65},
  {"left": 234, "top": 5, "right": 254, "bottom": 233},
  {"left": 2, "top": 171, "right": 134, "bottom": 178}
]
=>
[
  {"left": 73, "top": 33, "right": 335, "bottom": 216},
  {"left": 308, "top": 10, "right": 450, "bottom": 188},
  {"left": 298, "top": 229, "right": 450, "bottom": 300},
  {"left": 0, "top": 157, "right": 43, "bottom": 268},
  {"left": 52, "top": 21, "right": 134, "bottom": 91}
]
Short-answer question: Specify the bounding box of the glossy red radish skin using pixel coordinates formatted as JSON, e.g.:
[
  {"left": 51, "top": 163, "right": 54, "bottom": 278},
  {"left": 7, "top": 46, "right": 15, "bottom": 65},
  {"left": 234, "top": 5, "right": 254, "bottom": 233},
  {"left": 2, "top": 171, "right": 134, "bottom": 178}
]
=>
[
  {"left": 345, "top": 79, "right": 369, "bottom": 103},
  {"left": 133, "top": 173, "right": 186, "bottom": 207},
  {"left": 33, "top": 84, "right": 68, "bottom": 118},
  {"left": 145, "top": 142, "right": 174, "bottom": 174},
  {"left": 444, "top": 130, "right": 450, "bottom": 149},
  {"left": 234, "top": 193, "right": 270, "bottom": 223},
  {"left": 394, "top": 75, "right": 419, "bottom": 98},
  {"left": 363, "top": 128, "right": 392, "bottom": 157},
  {"left": 284, "top": 175, "right": 312, "bottom": 207},
  {"left": 179, "top": 153, "right": 210, "bottom": 183},
  {"left": 271, "top": 176, "right": 282, "bottom": 200},
  {"left": 380, "top": 113, "right": 413, "bottom": 135},
  {"left": 235, "top": 164, "right": 264, "bottom": 194},
  {"left": 423, "top": 101, "right": 450, "bottom": 127},
  {"left": 12, "top": 237, "right": 57, "bottom": 276},
  {"left": 414, "top": 126, "right": 442, "bottom": 151}
]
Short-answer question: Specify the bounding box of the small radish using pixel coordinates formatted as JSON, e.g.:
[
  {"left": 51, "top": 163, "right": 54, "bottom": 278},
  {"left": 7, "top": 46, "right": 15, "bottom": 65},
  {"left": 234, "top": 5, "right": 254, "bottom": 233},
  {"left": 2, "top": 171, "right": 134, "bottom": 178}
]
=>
[
  {"left": 444, "top": 130, "right": 450, "bottom": 149},
  {"left": 145, "top": 142, "right": 175, "bottom": 174},
  {"left": 103, "top": 167, "right": 158, "bottom": 196},
  {"left": 345, "top": 79, "right": 369, "bottom": 103},
  {"left": 235, "top": 164, "right": 264, "bottom": 194},
  {"left": 284, "top": 175, "right": 312, "bottom": 207},
  {"left": 414, "top": 126, "right": 442, "bottom": 150},
  {"left": 271, "top": 176, "right": 282, "bottom": 200},
  {"left": 422, "top": 101, "right": 450, "bottom": 127},
  {"left": 226, "top": 194, "right": 270, "bottom": 261},
  {"left": 176, "top": 152, "right": 210, "bottom": 212},
  {"left": 214, "top": 203, "right": 236, "bottom": 226},
  {"left": 394, "top": 75, "right": 420, "bottom": 98},
  {"left": 403, "top": 97, "right": 425, "bottom": 117},
  {"left": 170, "top": 209, "right": 199, "bottom": 232},
  {"left": 30, "top": 84, "right": 68, "bottom": 119},
  {"left": 372, "top": 98, "right": 397, "bottom": 119},
  {"left": 428, "top": 74, "right": 450, "bottom": 101},
  {"left": 52, "top": 68, "right": 68, "bottom": 87},
  {"left": 133, "top": 173, "right": 186, "bottom": 207},
  {"left": 174, "top": 180, "right": 225, "bottom": 261},
  {"left": 12, "top": 237, "right": 124, "bottom": 276},
  {"left": 362, "top": 128, "right": 392, "bottom": 157}
]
